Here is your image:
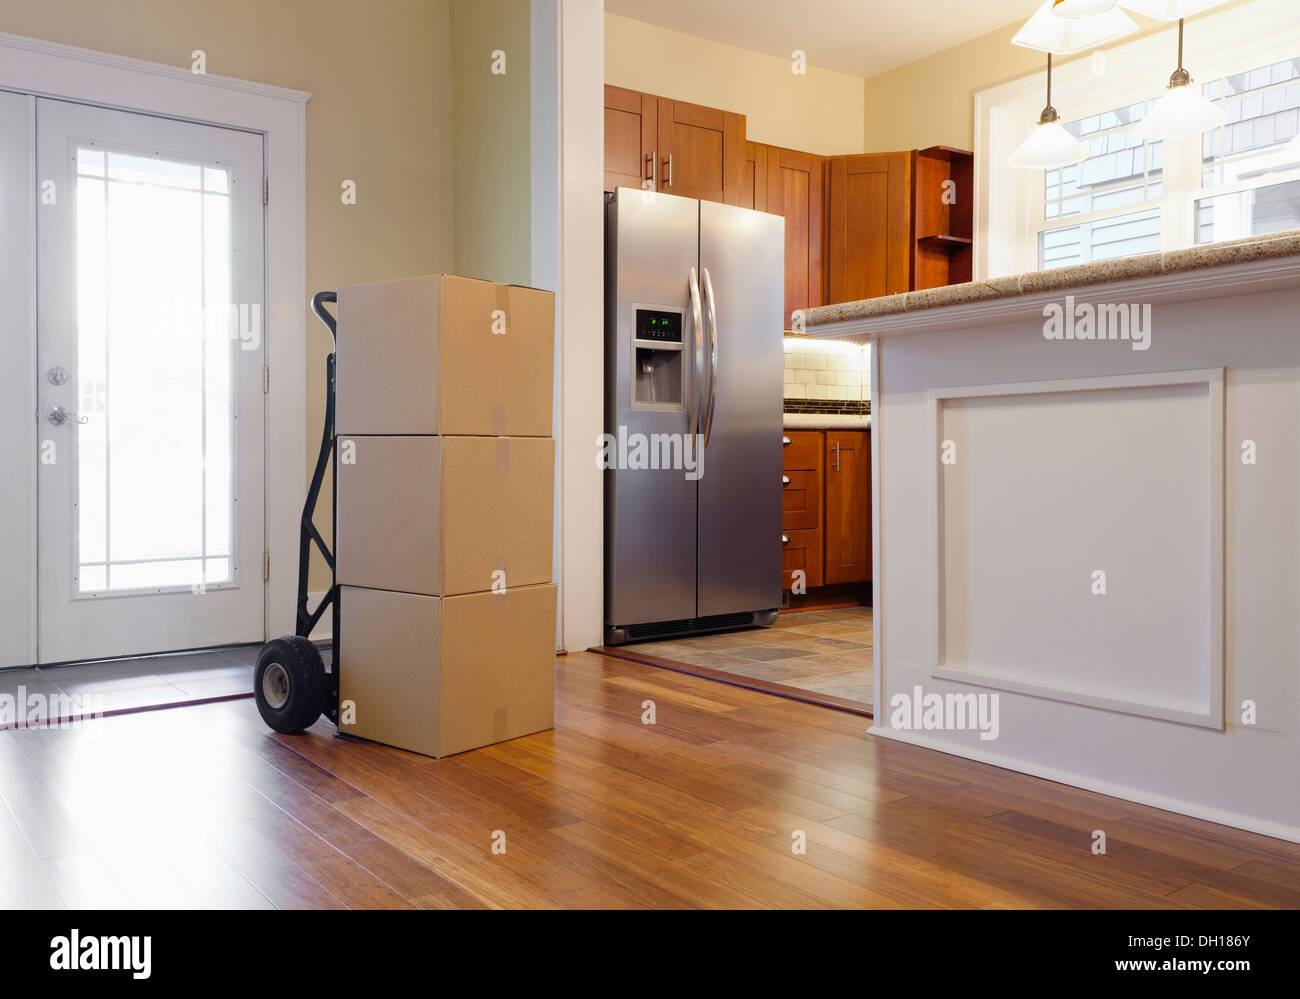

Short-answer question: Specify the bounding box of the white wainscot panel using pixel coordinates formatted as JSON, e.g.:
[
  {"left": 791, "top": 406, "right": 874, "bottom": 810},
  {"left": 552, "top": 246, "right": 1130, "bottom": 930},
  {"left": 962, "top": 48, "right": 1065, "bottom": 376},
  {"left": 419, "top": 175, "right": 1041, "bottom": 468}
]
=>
[{"left": 930, "top": 369, "right": 1224, "bottom": 728}]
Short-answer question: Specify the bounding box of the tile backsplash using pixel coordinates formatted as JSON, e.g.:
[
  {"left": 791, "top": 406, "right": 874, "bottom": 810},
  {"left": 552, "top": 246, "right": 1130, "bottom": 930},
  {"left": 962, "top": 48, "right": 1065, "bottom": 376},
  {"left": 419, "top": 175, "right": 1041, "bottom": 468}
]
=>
[{"left": 783, "top": 336, "right": 869, "bottom": 406}]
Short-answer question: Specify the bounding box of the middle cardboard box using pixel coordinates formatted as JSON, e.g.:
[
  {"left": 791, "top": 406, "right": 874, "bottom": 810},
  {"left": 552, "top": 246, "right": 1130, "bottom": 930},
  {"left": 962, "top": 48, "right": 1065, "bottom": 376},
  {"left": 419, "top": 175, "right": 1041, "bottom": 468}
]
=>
[{"left": 337, "top": 434, "right": 554, "bottom": 596}]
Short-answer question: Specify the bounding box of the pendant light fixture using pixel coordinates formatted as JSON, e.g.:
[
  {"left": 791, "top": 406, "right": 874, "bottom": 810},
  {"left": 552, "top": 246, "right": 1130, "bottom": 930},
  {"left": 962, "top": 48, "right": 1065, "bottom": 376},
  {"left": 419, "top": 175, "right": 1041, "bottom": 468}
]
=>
[
  {"left": 1117, "top": 1, "right": 1230, "bottom": 19},
  {"left": 1009, "top": 55, "right": 1091, "bottom": 170},
  {"left": 1013, "top": 0, "right": 1137, "bottom": 54},
  {"left": 1133, "top": 17, "right": 1227, "bottom": 139},
  {"left": 1051, "top": 0, "right": 1117, "bottom": 16}
]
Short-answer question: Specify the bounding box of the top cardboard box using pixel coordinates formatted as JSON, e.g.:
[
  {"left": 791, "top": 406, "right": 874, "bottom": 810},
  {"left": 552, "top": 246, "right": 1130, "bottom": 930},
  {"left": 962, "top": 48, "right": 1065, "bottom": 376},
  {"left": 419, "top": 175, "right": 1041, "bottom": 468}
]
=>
[{"left": 337, "top": 274, "right": 554, "bottom": 437}]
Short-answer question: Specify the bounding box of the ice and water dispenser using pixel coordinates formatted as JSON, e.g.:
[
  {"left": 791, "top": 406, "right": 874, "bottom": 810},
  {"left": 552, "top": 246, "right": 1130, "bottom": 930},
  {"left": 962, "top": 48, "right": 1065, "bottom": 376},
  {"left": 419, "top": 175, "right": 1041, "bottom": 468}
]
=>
[{"left": 631, "top": 305, "right": 685, "bottom": 410}]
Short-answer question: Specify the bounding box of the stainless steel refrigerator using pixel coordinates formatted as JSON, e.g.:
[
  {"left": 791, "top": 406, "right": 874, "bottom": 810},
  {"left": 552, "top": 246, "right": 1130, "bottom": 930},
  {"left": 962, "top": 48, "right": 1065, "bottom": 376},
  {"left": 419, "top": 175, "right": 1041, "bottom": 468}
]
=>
[{"left": 604, "top": 187, "right": 784, "bottom": 645}]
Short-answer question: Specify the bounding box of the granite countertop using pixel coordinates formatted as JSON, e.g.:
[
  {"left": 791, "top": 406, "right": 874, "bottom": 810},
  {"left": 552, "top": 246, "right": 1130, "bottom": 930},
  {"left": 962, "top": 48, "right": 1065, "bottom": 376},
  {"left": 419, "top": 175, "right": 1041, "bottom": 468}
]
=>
[
  {"left": 805, "top": 228, "right": 1300, "bottom": 327},
  {"left": 783, "top": 412, "right": 871, "bottom": 430}
]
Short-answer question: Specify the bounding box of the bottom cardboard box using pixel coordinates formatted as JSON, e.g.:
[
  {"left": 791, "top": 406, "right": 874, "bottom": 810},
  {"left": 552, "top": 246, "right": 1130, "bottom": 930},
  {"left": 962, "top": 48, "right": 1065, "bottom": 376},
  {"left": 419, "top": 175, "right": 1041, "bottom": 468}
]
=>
[{"left": 338, "top": 583, "right": 556, "bottom": 758}]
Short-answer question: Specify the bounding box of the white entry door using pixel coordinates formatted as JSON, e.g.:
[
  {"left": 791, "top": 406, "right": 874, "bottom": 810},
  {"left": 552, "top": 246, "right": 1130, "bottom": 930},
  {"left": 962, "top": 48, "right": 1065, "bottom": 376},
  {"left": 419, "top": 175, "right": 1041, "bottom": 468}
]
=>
[{"left": 37, "top": 99, "right": 266, "bottom": 663}]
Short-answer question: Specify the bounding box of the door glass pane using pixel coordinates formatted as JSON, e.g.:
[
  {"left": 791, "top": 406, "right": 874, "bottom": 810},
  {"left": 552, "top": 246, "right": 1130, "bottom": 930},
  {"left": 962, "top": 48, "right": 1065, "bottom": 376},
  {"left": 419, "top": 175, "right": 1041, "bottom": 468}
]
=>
[{"left": 75, "top": 148, "right": 235, "bottom": 592}]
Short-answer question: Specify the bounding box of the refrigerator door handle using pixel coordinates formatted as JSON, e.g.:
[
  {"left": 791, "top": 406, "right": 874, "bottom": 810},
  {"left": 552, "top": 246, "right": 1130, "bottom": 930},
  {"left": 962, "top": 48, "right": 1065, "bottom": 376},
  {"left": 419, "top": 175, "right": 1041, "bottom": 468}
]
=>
[
  {"left": 701, "top": 266, "right": 719, "bottom": 449},
  {"left": 688, "top": 266, "right": 704, "bottom": 441}
]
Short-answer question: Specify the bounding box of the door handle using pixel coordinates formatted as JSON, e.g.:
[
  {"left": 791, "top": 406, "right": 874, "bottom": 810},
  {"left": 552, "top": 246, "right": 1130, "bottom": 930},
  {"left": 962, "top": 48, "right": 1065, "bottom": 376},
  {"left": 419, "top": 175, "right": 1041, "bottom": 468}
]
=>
[
  {"left": 688, "top": 267, "right": 704, "bottom": 441},
  {"left": 47, "top": 405, "right": 88, "bottom": 426},
  {"left": 782, "top": 475, "right": 791, "bottom": 486},
  {"left": 664, "top": 152, "right": 673, "bottom": 188},
  {"left": 701, "top": 266, "right": 718, "bottom": 449}
]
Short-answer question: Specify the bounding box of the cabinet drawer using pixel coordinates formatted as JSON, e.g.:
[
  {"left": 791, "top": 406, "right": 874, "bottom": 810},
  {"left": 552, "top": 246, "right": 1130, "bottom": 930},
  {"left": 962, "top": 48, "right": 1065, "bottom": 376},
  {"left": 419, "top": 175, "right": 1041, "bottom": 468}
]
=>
[
  {"left": 781, "top": 468, "right": 820, "bottom": 531},
  {"left": 782, "top": 527, "right": 823, "bottom": 591},
  {"left": 782, "top": 430, "right": 822, "bottom": 471}
]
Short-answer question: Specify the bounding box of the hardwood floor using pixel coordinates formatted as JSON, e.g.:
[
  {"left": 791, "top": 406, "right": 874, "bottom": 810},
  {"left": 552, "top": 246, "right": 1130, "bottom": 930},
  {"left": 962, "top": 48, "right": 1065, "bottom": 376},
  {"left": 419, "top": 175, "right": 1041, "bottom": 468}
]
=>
[
  {"left": 0, "top": 649, "right": 1296, "bottom": 909},
  {"left": 601, "top": 606, "right": 874, "bottom": 712}
]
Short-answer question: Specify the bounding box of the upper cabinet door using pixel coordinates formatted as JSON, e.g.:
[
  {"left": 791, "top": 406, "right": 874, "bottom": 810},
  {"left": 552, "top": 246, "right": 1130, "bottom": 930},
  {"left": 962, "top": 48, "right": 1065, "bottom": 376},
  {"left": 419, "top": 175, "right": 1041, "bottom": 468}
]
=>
[
  {"left": 766, "top": 148, "right": 825, "bottom": 330},
  {"left": 825, "top": 152, "right": 912, "bottom": 303},
  {"left": 604, "top": 85, "right": 657, "bottom": 194},
  {"left": 657, "top": 99, "right": 744, "bottom": 205},
  {"left": 741, "top": 141, "right": 768, "bottom": 212}
]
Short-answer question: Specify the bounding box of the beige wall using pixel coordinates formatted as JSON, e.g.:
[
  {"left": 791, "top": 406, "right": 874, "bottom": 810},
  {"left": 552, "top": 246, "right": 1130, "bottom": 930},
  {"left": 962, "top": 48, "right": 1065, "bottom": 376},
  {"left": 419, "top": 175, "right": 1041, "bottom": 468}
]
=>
[
  {"left": 450, "top": 0, "right": 532, "bottom": 286},
  {"left": 860, "top": 0, "right": 1256, "bottom": 152},
  {"left": 604, "top": 13, "right": 864, "bottom": 156},
  {"left": 0, "top": 0, "right": 506, "bottom": 593}
]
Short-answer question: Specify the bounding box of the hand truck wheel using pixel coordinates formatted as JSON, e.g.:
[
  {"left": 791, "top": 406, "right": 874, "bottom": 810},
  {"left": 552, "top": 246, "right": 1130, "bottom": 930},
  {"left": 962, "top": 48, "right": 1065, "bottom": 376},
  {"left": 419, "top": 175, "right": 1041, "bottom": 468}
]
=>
[{"left": 254, "top": 635, "right": 326, "bottom": 734}]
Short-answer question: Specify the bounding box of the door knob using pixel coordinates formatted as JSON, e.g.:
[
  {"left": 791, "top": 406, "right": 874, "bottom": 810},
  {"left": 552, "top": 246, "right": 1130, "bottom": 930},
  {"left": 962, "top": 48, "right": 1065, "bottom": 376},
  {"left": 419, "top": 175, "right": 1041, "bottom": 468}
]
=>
[
  {"left": 782, "top": 475, "right": 791, "bottom": 485},
  {"left": 47, "top": 366, "right": 68, "bottom": 386},
  {"left": 47, "top": 405, "right": 88, "bottom": 426},
  {"left": 782, "top": 534, "right": 790, "bottom": 544}
]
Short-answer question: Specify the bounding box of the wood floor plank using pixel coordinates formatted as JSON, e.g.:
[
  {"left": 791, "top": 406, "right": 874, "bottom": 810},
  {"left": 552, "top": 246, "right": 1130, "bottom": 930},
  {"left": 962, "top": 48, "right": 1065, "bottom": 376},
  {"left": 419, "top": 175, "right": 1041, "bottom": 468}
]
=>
[{"left": 0, "top": 650, "right": 1293, "bottom": 909}]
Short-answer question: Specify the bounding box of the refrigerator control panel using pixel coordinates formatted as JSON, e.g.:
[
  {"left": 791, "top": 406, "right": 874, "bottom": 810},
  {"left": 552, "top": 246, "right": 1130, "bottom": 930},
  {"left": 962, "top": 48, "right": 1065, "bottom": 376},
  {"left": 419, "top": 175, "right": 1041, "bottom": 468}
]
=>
[{"left": 634, "top": 307, "right": 683, "bottom": 344}]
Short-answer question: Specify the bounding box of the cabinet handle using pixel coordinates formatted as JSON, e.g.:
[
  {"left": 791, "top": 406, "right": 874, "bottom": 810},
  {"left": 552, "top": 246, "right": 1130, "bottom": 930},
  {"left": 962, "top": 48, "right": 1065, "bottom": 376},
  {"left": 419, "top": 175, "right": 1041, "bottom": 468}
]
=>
[
  {"left": 782, "top": 435, "right": 792, "bottom": 446},
  {"left": 782, "top": 475, "right": 791, "bottom": 486},
  {"left": 782, "top": 535, "right": 790, "bottom": 545},
  {"left": 664, "top": 152, "right": 674, "bottom": 187},
  {"left": 834, "top": 442, "right": 840, "bottom": 471},
  {"left": 646, "top": 148, "right": 656, "bottom": 188}
]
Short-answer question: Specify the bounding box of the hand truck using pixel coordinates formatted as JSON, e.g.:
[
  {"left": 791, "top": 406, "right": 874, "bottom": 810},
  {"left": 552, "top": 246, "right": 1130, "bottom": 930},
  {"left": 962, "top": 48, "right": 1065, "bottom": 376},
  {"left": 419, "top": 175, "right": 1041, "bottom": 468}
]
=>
[{"left": 253, "top": 292, "right": 340, "bottom": 733}]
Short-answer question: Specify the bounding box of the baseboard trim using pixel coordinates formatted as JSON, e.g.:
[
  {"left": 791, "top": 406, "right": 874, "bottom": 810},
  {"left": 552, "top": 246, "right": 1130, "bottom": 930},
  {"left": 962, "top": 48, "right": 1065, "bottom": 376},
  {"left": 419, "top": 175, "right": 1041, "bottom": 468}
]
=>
[{"left": 869, "top": 724, "right": 1300, "bottom": 845}]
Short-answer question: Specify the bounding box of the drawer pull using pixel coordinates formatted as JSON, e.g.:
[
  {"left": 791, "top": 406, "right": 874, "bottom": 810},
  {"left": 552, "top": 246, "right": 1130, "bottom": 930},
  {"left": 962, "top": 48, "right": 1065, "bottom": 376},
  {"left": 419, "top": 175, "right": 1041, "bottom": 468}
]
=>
[
  {"left": 782, "top": 535, "right": 790, "bottom": 544},
  {"left": 782, "top": 436, "right": 792, "bottom": 446},
  {"left": 782, "top": 475, "right": 791, "bottom": 485}
]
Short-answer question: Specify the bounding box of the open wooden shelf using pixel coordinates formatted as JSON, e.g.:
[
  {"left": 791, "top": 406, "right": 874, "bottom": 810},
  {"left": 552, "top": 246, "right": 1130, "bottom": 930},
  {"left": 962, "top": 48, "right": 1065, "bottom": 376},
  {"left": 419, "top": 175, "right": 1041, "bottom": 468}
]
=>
[
  {"left": 910, "top": 146, "right": 974, "bottom": 289},
  {"left": 917, "top": 234, "right": 973, "bottom": 252}
]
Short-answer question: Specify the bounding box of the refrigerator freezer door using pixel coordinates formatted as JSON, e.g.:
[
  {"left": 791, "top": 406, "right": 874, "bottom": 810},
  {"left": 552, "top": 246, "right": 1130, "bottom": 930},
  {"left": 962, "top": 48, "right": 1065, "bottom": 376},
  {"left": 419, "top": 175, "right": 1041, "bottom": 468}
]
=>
[
  {"left": 696, "top": 200, "right": 785, "bottom": 617},
  {"left": 605, "top": 189, "right": 702, "bottom": 627}
]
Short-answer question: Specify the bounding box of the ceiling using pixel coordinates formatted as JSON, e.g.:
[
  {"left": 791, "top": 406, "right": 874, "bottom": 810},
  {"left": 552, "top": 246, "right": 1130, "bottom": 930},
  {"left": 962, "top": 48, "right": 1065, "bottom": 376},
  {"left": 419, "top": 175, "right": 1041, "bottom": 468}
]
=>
[{"left": 603, "top": 0, "right": 1040, "bottom": 79}]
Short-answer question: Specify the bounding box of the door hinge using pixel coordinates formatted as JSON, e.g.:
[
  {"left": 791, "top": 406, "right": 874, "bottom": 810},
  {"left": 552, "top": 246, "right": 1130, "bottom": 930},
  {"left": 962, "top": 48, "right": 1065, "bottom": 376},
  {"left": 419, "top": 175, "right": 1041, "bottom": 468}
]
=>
[
  {"left": 263, "top": 364, "right": 269, "bottom": 393},
  {"left": 263, "top": 552, "right": 270, "bottom": 580},
  {"left": 263, "top": 177, "right": 269, "bottom": 205}
]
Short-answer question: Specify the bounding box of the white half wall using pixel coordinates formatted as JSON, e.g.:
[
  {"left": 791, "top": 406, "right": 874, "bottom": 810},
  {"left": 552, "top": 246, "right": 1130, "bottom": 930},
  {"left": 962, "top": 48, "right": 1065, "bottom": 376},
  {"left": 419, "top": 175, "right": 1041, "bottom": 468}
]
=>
[{"left": 867, "top": 279, "right": 1300, "bottom": 841}]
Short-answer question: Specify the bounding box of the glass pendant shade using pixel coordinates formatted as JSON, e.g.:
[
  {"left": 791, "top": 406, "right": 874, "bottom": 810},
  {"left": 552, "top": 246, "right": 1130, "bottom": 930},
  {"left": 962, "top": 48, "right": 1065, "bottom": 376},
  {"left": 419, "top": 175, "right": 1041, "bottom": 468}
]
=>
[
  {"left": 1009, "top": 120, "right": 1091, "bottom": 169},
  {"left": 1133, "top": 83, "right": 1226, "bottom": 138},
  {"left": 1052, "top": 0, "right": 1118, "bottom": 17},
  {"left": 1013, "top": 0, "right": 1138, "bottom": 53},
  {"left": 1118, "top": 0, "right": 1231, "bottom": 20}
]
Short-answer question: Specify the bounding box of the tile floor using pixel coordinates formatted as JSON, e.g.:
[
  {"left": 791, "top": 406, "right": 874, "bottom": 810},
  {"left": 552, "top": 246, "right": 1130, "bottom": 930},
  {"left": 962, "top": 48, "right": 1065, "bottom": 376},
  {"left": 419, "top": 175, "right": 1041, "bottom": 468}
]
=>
[
  {"left": 0, "top": 645, "right": 267, "bottom": 717},
  {"left": 624, "top": 605, "right": 873, "bottom": 708}
]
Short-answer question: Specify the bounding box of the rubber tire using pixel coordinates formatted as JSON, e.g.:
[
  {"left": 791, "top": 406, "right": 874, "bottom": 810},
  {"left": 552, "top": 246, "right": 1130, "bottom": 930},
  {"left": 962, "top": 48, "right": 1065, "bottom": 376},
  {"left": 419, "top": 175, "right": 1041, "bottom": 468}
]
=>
[{"left": 254, "top": 635, "right": 325, "bottom": 734}]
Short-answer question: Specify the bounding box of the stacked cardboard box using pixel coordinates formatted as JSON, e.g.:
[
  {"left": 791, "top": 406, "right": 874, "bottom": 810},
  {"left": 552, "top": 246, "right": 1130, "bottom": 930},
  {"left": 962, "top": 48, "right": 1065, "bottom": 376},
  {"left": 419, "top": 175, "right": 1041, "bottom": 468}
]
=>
[{"left": 334, "top": 275, "right": 556, "bottom": 758}]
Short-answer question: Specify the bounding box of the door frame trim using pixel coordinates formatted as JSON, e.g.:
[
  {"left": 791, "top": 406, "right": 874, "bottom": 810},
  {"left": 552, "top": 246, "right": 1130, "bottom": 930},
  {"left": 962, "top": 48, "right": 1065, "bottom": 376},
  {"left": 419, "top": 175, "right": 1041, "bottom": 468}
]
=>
[{"left": 0, "top": 31, "right": 310, "bottom": 661}]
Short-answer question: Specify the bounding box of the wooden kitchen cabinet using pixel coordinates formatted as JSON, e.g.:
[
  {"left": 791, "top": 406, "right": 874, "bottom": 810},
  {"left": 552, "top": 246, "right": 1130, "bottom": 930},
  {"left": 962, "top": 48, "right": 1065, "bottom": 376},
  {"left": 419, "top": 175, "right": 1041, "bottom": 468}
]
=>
[
  {"left": 824, "top": 430, "right": 871, "bottom": 584},
  {"left": 782, "top": 432, "right": 824, "bottom": 590},
  {"left": 604, "top": 85, "right": 657, "bottom": 193},
  {"left": 825, "top": 152, "right": 912, "bottom": 303},
  {"left": 741, "top": 141, "right": 768, "bottom": 212},
  {"left": 657, "top": 98, "right": 745, "bottom": 205},
  {"left": 910, "top": 146, "right": 974, "bottom": 290},
  {"left": 765, "top": 147, "right": 825, "bottom": 330}
]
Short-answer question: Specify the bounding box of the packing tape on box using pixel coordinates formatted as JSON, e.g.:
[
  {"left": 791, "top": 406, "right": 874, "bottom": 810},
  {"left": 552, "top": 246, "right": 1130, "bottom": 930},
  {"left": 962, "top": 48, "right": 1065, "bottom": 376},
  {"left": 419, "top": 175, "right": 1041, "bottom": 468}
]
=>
[
  {"left": 496, "top": 435, "right": 510, "bottom": 474},
  {"left": 492, "top": 403, "right": 507, "bottom": 436}
]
